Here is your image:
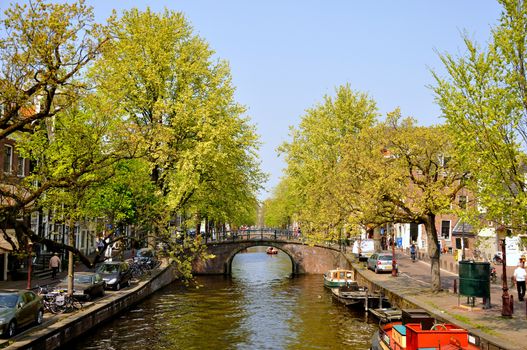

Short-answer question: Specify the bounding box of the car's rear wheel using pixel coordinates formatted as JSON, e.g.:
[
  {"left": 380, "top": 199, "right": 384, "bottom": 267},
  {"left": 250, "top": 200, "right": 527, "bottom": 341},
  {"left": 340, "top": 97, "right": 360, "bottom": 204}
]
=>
[
  {"left": 374, "top": 266, "right": 379, "bottom": 274},
  {"left": 115, "top": 282, "right": 120, "bottom": 291}
]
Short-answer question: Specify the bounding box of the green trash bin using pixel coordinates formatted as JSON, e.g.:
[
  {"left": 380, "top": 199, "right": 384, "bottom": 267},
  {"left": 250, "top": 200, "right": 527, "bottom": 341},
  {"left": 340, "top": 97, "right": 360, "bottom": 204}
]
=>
[{"left": 458, "top": 261, "right": 490, "bottom": 299}]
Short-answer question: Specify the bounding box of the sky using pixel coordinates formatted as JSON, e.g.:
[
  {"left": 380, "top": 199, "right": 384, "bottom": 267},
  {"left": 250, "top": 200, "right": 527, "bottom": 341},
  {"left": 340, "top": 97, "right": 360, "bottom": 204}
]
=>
[{"left": 2, "top": 1, "right": 504, "bottom": 199}]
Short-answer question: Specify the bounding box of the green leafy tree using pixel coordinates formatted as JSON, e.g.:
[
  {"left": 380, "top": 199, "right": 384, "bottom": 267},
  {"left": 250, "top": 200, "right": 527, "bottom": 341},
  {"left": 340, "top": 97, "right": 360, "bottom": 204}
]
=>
[
  {"left": 279, "top": 84, "right": 378, "bottom": 241},
  {"left": 93, "top": 8, "right": 264, "bottom": 276},
  {"left": 432, "top": 0, "right": 527, "bottom": 231},
  {"left": 362, "top": 111, "right": 467, "bottom": 291},
  {"left": 0, "top": 0, "right": 106, "bottom": 251}
]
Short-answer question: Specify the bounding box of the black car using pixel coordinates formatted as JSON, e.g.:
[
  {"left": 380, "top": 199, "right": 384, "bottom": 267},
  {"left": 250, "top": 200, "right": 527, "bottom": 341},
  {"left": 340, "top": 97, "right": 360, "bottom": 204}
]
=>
[
  {"left": 52, "top": 272, "right": 106, "bottom": 300},
  {"left": 0, "top": 290, "right": 44, "bottom": 338},
  {"left": 97, "top": 261, "right": 132, "bottom": 291}
]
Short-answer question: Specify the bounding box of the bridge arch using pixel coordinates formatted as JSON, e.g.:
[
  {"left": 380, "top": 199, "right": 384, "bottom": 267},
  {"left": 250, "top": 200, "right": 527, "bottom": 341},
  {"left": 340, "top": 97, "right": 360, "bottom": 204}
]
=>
[
  {"left": 224, "top": 243, "right": 297, "bottom": 275},
  {"left": 192, "top": 239, "right": 351, "bottom": 275}
]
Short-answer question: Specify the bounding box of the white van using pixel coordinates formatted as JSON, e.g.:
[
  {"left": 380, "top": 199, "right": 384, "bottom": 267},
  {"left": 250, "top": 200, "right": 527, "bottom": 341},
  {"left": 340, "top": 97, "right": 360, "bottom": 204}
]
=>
[{"left": 352, "top": 239, "right": 375, "bottom": 261}]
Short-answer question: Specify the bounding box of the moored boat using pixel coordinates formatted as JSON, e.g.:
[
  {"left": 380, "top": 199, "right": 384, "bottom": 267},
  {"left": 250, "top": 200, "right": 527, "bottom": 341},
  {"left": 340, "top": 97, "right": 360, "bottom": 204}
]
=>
[
  {"left": 372, "top": 322, "right": 480, "bottom": 350},
  {"left": 323, "top": 268, "right": 354, "bottom": 288},
  {"left": 331, "top": 282, "right": 369, "bottom": 306},
  {"left": 369, "top": 307, "right": 402, "bottom": 323}
]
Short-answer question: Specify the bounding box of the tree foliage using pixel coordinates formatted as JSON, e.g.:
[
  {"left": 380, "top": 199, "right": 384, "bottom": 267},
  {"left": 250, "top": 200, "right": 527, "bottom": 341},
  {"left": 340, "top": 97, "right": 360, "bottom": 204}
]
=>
[
  {"left": 0, "top": 1, "right": 264, "bottom": 273},
  {"left": 278, "top": 84, "right": 378, "bottom": 241},
  {"left": 432, "top": 0, "right": 527, "bottom": 231}
]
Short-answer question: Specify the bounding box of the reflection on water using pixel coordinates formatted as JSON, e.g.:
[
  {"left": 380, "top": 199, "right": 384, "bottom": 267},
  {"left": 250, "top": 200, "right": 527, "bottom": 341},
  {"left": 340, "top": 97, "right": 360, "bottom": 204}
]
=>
[{"left": 71, "top": 246, "right": 376, "bottom": 350}]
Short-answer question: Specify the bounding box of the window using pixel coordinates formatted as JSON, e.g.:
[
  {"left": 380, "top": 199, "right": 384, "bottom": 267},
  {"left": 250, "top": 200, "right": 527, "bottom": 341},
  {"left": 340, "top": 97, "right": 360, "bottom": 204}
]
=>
[
  {"left": 3, "top": 145, "right": 12, "bottom": 174},
  {"left": 17, "top": 156, "right": 25, "bottom": 177},
  {"left": 456, "top": 237, "right": 469, "bottom": 250},
  {"left": 441, "top": 220, "right": 450, "bottom": 239},
  {"left": 459, "top": 195, "right": 467, "bottom": 209}
]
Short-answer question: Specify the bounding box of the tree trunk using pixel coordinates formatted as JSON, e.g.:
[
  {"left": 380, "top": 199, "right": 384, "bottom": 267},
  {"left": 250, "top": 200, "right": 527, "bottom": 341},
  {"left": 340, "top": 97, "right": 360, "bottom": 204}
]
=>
[
  {"left": 424, "top": 213, "right": 441, "bottom": 292},
  {"left": 373, "top": 226, "right": 382, "bottom": 253}
]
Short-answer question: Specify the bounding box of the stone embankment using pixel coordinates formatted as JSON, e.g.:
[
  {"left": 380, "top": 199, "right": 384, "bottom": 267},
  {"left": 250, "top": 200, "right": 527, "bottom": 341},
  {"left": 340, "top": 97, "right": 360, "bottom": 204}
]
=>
[{"left": 1, "top": 263, "right": 178, "bottom": 350}]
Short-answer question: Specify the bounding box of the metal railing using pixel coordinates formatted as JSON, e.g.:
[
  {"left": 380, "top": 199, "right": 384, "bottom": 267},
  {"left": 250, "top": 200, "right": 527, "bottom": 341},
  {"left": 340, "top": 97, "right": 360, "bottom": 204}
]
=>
[{"left": 202, "top": 228, "right": 350, "bottom": 252}]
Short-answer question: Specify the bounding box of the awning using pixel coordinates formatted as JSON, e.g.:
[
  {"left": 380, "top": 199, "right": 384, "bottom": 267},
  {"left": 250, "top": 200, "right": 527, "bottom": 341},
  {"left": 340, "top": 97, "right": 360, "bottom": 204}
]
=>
[
  {"left": 452, "top": 220, "right": 475, "bottom": 237},
  {"left": 0, "top": 229, "right": 18, "bottom": 253}
]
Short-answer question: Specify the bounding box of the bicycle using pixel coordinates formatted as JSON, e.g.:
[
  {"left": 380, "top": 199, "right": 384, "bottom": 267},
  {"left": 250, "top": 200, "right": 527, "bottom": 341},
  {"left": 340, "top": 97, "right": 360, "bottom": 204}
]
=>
[
  {"left": 36, "top": 286, "right": 60, "bottom": 314},
  {"left": 49, "top": 290, "right": 83, "bottom": 313}
]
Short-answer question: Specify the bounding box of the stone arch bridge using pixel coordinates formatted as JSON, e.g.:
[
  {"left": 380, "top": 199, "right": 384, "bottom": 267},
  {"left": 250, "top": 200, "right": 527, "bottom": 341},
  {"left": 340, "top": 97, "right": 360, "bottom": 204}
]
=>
[{"left": 191, "top": 231, "right": 351, "bottom": 275}]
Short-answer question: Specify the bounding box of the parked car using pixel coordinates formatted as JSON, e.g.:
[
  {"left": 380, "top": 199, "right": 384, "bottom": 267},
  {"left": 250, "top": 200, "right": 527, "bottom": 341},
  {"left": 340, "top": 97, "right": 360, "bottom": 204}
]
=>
[
  {"left": 367, "top": 252, "right": 397, "bottom": 274},
  {"left": 352, "top": 239, "right": 375, "bottom": 261},
  {"left": 52, "top": 272, "right": 106, "bottom": 300},
  {"left": 0, "top": 290, "right": 43, "bottom": 338},
  {"left": 97, "top": 261, "right": 132, "bottom": 290},
  {"left": 133, "top": 248, "right": 158, "bottom": 269}
]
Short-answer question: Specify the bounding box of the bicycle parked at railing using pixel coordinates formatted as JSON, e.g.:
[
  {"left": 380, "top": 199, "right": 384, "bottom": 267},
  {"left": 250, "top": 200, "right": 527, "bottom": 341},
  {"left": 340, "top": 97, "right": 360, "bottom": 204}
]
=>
[
  {"left": 129, "top": 261, "right": 147, "bottom": 279},
  {"left": 52, "top": 290, "right": 83, "bottom": 313},
  {"left": 41, "top": 288, "right": 83, "bottom": 314},
  {"left": 36, "top": 286, "right": 61, "bottom": 314}
]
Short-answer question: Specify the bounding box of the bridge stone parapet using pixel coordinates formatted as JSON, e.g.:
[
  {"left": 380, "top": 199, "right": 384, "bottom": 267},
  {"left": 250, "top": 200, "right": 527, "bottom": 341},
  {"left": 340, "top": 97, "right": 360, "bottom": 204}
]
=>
[{"left": 192, "top": 240, "right": 350, "bottom": 275}]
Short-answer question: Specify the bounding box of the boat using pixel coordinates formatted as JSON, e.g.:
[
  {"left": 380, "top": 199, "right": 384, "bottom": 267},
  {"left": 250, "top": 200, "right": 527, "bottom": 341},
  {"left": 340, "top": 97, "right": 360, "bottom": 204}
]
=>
[
  {"left": 331, "top": 282, "right": 369, "bottom": 306},
  {"left": 369, "top": 307, "right": 402, "bottom": 323},
  {"left": 323, "top": 268, "right": 354, "bottom": 288},
  {"left": 371, "top": 309, "right": 480, "bottom": 350},
  {"left": 266, "top": 247, "right": 278, "bottom": 254},
  {"left": 373, "top": 322, "right": 480, "bottom": 350}
]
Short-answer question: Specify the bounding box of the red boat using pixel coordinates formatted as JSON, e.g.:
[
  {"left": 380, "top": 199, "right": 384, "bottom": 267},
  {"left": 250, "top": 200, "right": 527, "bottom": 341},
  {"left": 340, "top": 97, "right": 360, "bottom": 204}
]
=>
[
  {"left": 373, "top": 322, "right": 480, "bottom": 350},
  {"left": 266, "top": 247, "right": 278, "bottom": 254}
]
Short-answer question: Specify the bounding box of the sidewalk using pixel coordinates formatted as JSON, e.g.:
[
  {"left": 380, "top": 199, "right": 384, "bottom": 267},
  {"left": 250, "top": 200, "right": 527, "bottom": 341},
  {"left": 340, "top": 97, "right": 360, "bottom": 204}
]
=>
[
  {"left": 0, "top": 249, "right": 134, "bottom": 291},
  {"left": 354, "top": 251, "right": 527, "bottom": 350}
]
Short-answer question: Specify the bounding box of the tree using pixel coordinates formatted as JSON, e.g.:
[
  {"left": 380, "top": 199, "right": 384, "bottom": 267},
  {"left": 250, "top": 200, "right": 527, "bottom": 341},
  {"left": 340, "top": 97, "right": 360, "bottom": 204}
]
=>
[
  {"left": 432, "top": 0, "right": 527, "bottom": 232},
  {"left": 263, "top": 178, "right": 297, "bottom": 229},
  {"left": 93, "top": 8, "right": 264, "bottom": 268},
  {"left": 279, "top": 84, "right": 378, "bottom": 241},
  {"left": 0, "top": 0, "right": 116, "bottom": 256},
  {"left": 361, "top": 111, "right": 467, "bottom": 291}
]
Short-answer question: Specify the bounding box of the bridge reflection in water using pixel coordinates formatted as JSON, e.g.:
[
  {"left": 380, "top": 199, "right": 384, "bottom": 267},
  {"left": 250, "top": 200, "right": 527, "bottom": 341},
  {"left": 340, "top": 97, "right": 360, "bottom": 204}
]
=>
[{"left": 71, "top": 246, "right": 376, "bottom": 350}]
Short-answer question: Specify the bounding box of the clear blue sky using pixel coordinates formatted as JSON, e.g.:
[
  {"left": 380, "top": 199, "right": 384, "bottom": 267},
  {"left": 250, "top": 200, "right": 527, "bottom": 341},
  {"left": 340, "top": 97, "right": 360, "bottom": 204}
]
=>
[{"left": 2, "top": 1, "right": 504, "bottom": 199}]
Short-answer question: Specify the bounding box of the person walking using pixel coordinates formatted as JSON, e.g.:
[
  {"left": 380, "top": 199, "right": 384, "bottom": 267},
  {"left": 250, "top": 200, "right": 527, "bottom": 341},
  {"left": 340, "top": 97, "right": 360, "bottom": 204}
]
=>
[
  {"left": 49, "top": 253, "right": 61, "bottom": 279},
  {"left": 513, "top": 263, "right": 526, "bottom": 301}
]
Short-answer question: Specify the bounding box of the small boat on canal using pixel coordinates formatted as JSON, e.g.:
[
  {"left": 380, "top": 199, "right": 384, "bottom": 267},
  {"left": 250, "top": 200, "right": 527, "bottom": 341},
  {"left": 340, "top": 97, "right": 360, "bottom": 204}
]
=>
[
  {"left": 266, "top": 247, "right": 278, "bottom": 254},
  {"left": 331, "top": 282, "right": 369, "bottom": 306},
  {"left": 323, "top": 268, "right": 354, "bottom": 288},
  {"left": 369, "top": 307, "right": 402, "bottom": 323}
]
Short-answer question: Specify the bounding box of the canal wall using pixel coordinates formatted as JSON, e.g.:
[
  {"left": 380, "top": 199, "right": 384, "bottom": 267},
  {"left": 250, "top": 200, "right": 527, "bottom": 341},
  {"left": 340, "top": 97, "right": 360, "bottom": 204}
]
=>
[{"left": 4, "top": 264, "right": 179, "bottom": 350}]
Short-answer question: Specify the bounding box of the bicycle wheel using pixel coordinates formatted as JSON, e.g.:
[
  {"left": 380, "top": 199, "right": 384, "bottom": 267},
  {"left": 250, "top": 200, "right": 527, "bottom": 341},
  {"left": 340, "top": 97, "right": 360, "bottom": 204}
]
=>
[
  {"left": 72, "top": 298, "right": 83, "bottom": 310},
  {"left": 44, "top": 300, "right": 60, "bottom": 314}
]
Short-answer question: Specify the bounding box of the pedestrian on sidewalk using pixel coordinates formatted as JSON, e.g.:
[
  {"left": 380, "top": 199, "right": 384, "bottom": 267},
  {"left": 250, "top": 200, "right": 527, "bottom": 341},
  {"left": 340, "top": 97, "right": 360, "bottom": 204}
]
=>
[
  {"left": 513, "top": 263, "right": 526, "bottom": 301},
  {"left": 49, "top": 253, "right": 61, "bottom": 279}
]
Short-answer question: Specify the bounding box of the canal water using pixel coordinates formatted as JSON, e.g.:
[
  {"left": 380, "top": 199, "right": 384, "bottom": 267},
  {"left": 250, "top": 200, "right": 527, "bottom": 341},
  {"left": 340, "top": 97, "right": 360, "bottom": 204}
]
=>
[{"left": 71, "top": 247, "right": 377, "bottom": 350}]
